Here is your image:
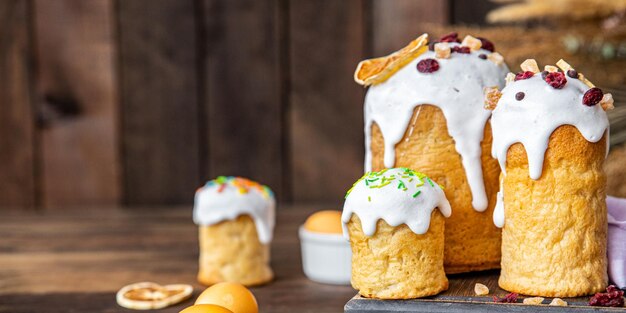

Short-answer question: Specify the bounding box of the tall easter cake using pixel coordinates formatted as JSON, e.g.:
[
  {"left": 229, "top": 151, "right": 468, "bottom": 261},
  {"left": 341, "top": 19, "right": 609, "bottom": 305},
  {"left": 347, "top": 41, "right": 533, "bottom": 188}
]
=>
[
  {"left": 487, "top": 59, "right": 614, "bottom": 297},
  {"left": 355, "top": 33, "right": 509, "bottom": 273}
]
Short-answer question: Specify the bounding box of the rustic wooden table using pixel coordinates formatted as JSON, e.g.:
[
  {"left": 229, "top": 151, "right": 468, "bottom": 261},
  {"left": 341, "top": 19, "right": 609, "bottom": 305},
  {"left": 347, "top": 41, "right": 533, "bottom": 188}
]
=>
[
  {"left": 0, "top": 205, "right": 355, "bottom": 313},
  {"left": 1, "top": 206, "right": 624, "bottom": 313}
]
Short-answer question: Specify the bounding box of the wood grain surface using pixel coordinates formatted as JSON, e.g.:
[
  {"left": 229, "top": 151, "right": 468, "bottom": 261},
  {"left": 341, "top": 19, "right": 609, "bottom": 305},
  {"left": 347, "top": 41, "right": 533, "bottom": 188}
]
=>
[
  {"left": 0, "top": 0, "right": 36, "bottom": 209},
  {"left": 288, "top": 0, "right": 367, "bottom": 204},
  {"left": 202, "top": 0, "right": 285, "bottom": 200},
  {"left": 2, "top": 206, "right": 621, "bottom": 313},
  {"left": 117, "top": 0, "right": 201, "bottom": 205},
  {"left": 0, "top": 205, "right": 355, "bottom": 313},
  {"left": 0, "top": 0, "right": 625, "bottom": 209},
  {"left": 33, "top": 0, "right": 120, "bottom": 208},
  {"left": 370, "top": 0, "right": 448, "bottom": 56}
]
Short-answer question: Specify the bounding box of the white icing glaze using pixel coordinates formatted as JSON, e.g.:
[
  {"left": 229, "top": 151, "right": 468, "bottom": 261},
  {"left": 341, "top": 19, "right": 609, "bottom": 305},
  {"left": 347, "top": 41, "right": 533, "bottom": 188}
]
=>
[
  {"left": 193, "top": 177, "right": 275, "bottom": 244},
  {"left": 493, "top": 185, "right": 505, "bottom": 228},
  {"left": 341, "top": 168, "right": 451, "bottom": 239},
  {"left": 364, "top": 42, "right": 509, "bottom": 212},
  {"left": 491, "top": 73, "right": 610, "bottom": 228}
]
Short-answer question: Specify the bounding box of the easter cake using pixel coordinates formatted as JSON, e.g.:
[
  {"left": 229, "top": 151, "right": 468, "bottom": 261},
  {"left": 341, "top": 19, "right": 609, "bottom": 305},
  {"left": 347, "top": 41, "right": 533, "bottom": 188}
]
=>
[
  {"left": 488, "top": 59, "right": 613, "bottom": 297},
  {"left": 355, "top": 33, "right": 509, "bottom": 273},
  {"left": 193, "top": 176, "right": 275, "bottom": 286}
]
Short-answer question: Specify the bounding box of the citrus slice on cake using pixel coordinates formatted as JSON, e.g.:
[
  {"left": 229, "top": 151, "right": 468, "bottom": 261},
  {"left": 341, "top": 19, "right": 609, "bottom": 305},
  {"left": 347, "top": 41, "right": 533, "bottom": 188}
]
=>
[{"left": 354, "top": 33, "right": 429, "bottom": 86}]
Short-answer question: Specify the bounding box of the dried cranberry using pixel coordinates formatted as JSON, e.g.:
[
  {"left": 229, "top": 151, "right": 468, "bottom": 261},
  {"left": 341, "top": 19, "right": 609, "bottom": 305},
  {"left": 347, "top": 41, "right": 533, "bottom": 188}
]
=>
[
  {"left": 417, "top": 58, "right": 440, "bottom": 73},
  {"left": 516, "top": 92, "right": 525, "bottom": 100},
  {"left": 493, "top": 293, "right": 518, "bottom": 303},
  {"left": 583, "top": 87, "right": 604, "bottom": 106},
  {"left": 514, "top": 71, "right": 534, "bottom": 81},
  {"left": 541, "top": 71, "right": 549, "bottom": 80},
  {"left": 567, "top": 69, "right": 578, "bottom": 78},
  {"left": 439, "top": 32, "right": 460, "bottom": 43},
  {"left": 478, "top": 37, "right": 495, "bottom": 52},
  {"left": 428, "top": 41, "right": 439, "bottom": 51},
  {"left": 478, "top": 54, "right": 487, "bottom": 60},
  {"left": 544, "top": 72, "right": 567, "bottom": 89},
  {"left": 451, "top": 46, "right": 471, "bottom": 54},
  {"left": 589, "top": 285, "right": 624, "bottom": 307}
]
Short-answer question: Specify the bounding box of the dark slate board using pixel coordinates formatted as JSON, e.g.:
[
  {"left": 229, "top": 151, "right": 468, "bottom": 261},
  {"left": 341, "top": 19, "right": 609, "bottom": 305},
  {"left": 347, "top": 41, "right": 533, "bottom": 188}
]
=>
[{"left": 344, "top": 270, "right": 626, "bottom": 313}]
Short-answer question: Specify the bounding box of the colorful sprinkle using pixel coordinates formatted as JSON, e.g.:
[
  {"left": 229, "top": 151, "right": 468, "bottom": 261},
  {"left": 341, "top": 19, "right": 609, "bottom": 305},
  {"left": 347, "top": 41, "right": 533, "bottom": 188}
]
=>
[{"left": 202, "top": 176, "right": 274, "bottom": 199}]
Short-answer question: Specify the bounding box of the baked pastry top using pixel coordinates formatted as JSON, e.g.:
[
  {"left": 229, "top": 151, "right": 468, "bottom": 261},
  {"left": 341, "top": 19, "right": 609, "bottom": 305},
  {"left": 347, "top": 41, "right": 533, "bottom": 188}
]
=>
[
  {"left": 193, "top": 176, "right": 275, "bottom": 244},
  {"left": 358, "top": 33, "right": 509, "bottom": 212},
  {"left": 488, "top": 59, "right": 612, "bottom": 228},
  {"left": 341, "top": 167, "right": 451, "bottom": 238}
]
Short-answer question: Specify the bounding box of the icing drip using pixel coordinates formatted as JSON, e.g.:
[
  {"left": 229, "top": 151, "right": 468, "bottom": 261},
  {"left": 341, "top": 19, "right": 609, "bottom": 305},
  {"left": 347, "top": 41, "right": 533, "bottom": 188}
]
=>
[
  {"left": 364, "top": 42, "right": 509, "bottom": 212},
  {"left": 493, "top": 184, "right": 505, "bottom": 228},
  {"left": 341, "top": 168, "right": 451, "bottom": 239},
  {"left": 491, "top": 73, "right": 609, "bottom": 228},
  {"left": 491, "top": 74, "right": 609, "bottom": 180},
  {"left": 193, "top": 176, "right": 275, "bottom": 244}
]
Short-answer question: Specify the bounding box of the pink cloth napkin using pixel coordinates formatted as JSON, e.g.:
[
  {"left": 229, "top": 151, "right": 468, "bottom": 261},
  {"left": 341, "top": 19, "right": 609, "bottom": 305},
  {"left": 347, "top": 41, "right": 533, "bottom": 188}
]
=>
[{"left": 607, "top": 196, "right": 626, "bottom": 288}]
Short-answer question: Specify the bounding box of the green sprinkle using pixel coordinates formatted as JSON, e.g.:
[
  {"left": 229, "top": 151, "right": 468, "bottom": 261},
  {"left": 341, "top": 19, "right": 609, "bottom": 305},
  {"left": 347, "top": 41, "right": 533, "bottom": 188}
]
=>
[
  {"left": 413, "top": 190, "right": 422, "bottom": 198},
  {"left": 397, "top": 180, "right": 406, "bottom": 190},
  {"left": 426, "top": 178, "right": 435, "bottom": 187},
  {"left": 368, "top": 196, "right": 371, "bottom": 202}
]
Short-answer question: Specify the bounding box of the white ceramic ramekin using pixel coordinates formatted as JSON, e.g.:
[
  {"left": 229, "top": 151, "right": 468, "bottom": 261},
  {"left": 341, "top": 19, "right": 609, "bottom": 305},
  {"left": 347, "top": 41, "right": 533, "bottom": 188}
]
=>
[{"left": 299, "top": 226, "right": 352, "bottom": 285}]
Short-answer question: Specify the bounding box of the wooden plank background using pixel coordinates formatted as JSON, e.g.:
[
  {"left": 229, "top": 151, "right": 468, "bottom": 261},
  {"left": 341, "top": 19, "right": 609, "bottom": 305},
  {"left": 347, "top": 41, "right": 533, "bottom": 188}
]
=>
[{"left": 0, "top": 0, "right": 624, "bottom": 210}]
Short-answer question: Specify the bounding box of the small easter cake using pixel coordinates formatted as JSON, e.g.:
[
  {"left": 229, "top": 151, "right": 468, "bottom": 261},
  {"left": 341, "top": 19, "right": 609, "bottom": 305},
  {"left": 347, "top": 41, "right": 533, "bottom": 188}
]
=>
[
  {"left": 193, "top": 176, "right": 275, "bottom": 286},
  {"left": 486, "top": 59, "right": 613, "bottom": 297},
  {"left": 355, "top": 32, "right": 509, "bottom": 273},
  {"left": 342, "top": 168, "right": 451, "bottom": 299}
]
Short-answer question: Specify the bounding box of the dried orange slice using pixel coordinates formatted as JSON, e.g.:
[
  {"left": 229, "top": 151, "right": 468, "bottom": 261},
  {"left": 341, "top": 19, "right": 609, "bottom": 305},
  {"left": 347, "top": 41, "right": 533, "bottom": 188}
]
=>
[
  {"left": 354, "top": 34, "right": 429, "bottom": 86},
  {"left": 116, "top": 282, "right": 193, "bottom": 310}
]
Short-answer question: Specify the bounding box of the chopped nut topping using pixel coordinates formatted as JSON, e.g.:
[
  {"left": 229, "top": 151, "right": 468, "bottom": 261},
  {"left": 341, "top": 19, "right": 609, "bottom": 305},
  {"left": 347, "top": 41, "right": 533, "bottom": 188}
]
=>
[
  {"left": 549, "top": 298, "right": 568, "bottom": 306},
  {"left": 556, "top": 59, "right": 573, "bottom": 72},
  {"left": 578, "top": 73, "right": 596, "bottom": 88},
  {"left": 523, "top": 297, "right": 545, "bottom": 305},
  {"left": 505, "top": 72, "right": 515, "bottom": 85},
  {"left": 544, "top": 65, "right": 558, "bottom": 73},
  {"left": 434, "top": 42, "right": 451, "bottom": 59},
  {"left": 474, "top": 283, "right": 490, "bottom": 295},
  {"left": 520, "top": 59, "right": 539, "bottom": 73},
  {"left": 484, "top": 86, "right": 502, "bottom": 110},
  {"left": 461, "top": 35, "right": 482, "bottom": 51},
  {"left": 487, "top": 52, "right": 504, "bottom": 66},
  {"left": 600, "top": 93, "right": 615, "bottom": 111}
]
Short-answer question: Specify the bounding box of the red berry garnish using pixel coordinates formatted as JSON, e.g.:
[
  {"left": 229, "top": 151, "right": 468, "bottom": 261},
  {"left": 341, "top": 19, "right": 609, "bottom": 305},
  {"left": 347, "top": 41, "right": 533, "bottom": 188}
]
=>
[
  {"left": 514, "top": 71, "right": 534, "bottom": 81},
  {"left": 544, "top": 72, "right": 567, "bottom": 89},
  {"left": 451, "top": 46, "right": 470, "bottom": 54},
  {"left": 428, "top": 41, "right": 439, "bottom": 51},
  {"left": 493, "top": 293, "right": 518, "bottom": 303},
  {"left": 439, "top": 32, "right": 460, "bottom": 43},
  {"left": 583, "top": 87, "right": 604, "bottom": 106},
  {"left": 478, "top": 37, "right": 495, "bottom": 52},
  {"left": 589, "top": 285, "right": 624, "bottom": 307},
  {"left": 417, "top": 58, "right": 440, "bottom": 73}
]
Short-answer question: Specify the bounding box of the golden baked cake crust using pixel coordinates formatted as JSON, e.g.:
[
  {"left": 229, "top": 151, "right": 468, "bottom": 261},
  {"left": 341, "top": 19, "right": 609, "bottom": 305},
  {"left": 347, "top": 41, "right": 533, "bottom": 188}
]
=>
[
  {"left": 499, "top": 125, "right": 608, "bottom": 297},
  {"left": 370, "top": 105, "right": 501, "bottom": 273},
  {"left": 348, "top": 213, "right": 448, "bottom": 299},
  {"left": 197, "top": 215, "right": 273, "bottom": 286}
]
